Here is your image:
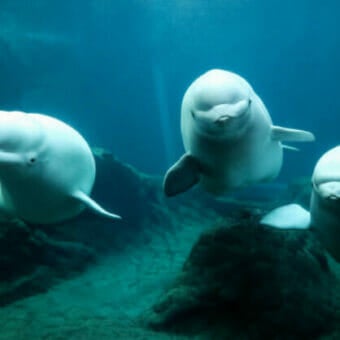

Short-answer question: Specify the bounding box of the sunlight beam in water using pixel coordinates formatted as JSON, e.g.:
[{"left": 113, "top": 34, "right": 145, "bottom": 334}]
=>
[{"left": 152, "top": 63, "right": 175, "bottom": 168}]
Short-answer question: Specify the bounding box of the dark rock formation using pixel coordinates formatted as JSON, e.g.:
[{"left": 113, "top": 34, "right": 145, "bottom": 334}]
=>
[
  {"left": 145, "top": 220, "right": 339, "bottom": 339},
  {"left": 0, "top": 220, "right": 96, "bottom": 306}
]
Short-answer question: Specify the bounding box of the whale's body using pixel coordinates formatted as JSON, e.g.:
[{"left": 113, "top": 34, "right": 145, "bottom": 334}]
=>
[
  {"left": 164, "top": 69, "right": 315, "bottom": 196},
  {"left": 0, "top": 110, "right": 121, "bottom": 224}
]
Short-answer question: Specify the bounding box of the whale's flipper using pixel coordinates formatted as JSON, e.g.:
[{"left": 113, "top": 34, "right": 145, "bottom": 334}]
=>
[
  {"left": 72, "top": 190, "right": 122, "bottom": 220},
  {"left": 260, "top": 204, "right": 311, "bottom": 229},
  {"left": 163, "top": 154, "right": 201, "bottom": 197},
  {"left": 271, "top": 126, "right": 315, "bottom": 142},
  {"left": 282, "top": 144, "right": 299, "bottom": 152}
]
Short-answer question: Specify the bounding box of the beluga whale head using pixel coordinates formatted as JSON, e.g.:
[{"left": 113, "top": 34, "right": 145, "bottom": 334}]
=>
[
  {"left": 0, "top": 110, "right": 121, "bottom": 224},
  {"left": 0, "top": 111, "right": 44, "bottom": 173},
  {"left": 312, "top": 146, "right": 340, "bottom": 201},
  {"left": 182, "top": 69, "right": 253, "bottom": 139}
]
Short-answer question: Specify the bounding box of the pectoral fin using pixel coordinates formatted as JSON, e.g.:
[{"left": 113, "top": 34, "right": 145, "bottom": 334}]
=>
[
  {"left": 260, "top": 204, "right": 311, "bottom": 229},
  {"left": 72, "top": 190, "right": 122, "bottom": 220},
  {"left": 163, "top": 154, "right": 202, "bottom": 196},
  {"left": 282, "top": 144, "right": 299, "bottom": 152},
  {"left": 271, "top": 126, "right": 315, "bottom": 142},
  {"left": 0, "top": 151, "right": 23, "bottom": 165}
]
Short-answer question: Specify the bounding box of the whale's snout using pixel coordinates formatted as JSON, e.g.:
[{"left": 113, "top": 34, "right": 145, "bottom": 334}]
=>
[
  {"left": 211, "top": 98, "right": 251, "bottom": 124},
  {"left": 316, "top": 181, "right": 340, "bottom": 200},
  {"left": 191, "top": 97, "right": 252, "bottom": 138}
]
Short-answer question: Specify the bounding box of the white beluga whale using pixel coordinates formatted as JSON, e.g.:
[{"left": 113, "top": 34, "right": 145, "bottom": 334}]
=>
[
  {"left": 163, "top": 69, "right": 315, "bottom": 196},
  {"left": 261, "top": 146, "right": 340, "bottom": 263},
  {"left": 0, "top": 110, "right": 121, "bottom": 224}
]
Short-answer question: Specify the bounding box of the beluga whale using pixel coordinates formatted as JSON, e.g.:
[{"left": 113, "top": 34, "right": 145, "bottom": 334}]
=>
[
  {"left": 261, "top": 146, "right": 340, "bottom": 263},
  {"left": 0, "top": 110, "right": 121, "bottom": 224},
  {"left": 163, "top": 69, "right": 315, "bottom": 196}
]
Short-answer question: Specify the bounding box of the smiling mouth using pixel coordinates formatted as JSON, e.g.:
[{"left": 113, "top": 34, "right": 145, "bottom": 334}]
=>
[
  {"left": 190, "top": 98, "right": 252, "bottom": 136},
  {"left": 191, "top": 111, "right": 232, "bottom": 125},
  {"left": 214, "top": 115, "right": 230, "bottom": 125},
  {"left": 213, "top": 98, "right": 251, "bottom": 124},
  {"left": 327, "top": 194, "right": 340, "bottom": 200},
  {"left": 314, "top": 180, "right": 340, "bottom": 200}
]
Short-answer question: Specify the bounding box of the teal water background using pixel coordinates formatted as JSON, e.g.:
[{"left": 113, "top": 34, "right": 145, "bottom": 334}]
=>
[{"left": 0, "top": 0, "right": 338, "bottom": 180}]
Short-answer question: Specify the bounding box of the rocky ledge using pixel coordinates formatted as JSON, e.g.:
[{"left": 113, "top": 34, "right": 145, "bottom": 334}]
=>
[{"left": 145, "top": 219, "right": 340, "bottom": 339}]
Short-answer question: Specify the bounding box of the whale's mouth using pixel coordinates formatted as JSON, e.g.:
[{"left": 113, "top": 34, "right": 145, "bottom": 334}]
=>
[
  {"left": 327, "top": 194, "right": 340, "bottom": 200},
  {"left": 213, "top": 98, "right": 251, "bottom": 122},
  {"left": 214, "top": 114, "right": 230, "bottom": 125},
  {"left": 314, "top": 180, "right": 340, "bottom": 200},
  {"left": 192, "top": 98, "right": 251, "bottom": 134}
]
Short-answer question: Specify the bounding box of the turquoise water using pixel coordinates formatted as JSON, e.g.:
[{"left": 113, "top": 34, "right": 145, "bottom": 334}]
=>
[
  {"left": 0, "top": 1, "right": 339, "bottom": 339},
  {"left": 0, "top": 0, "right": 339, "bottom": 176}
]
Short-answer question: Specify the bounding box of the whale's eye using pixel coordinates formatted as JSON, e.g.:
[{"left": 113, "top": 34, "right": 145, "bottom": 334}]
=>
[
  {"left": 191, "top": 110, "right": 196, "bottom": 119},
  {"left": 29, "top": 157, "right": 36, "bottom": 163}
]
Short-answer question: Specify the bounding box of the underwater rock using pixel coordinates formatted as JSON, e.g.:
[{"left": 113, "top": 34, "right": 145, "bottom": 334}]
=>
[
  {"left": 145, "top": 221, "right": 339, "bottom": 339},
  {"left": 0, "top": 220, "right": 96, "bottom": 306}
]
